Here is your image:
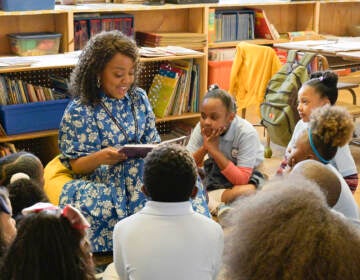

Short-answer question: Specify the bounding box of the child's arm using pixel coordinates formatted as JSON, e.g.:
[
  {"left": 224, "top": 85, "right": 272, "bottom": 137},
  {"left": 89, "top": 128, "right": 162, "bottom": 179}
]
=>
[{"left": 344, "top": 174, "right": 358, "bottom": 193}]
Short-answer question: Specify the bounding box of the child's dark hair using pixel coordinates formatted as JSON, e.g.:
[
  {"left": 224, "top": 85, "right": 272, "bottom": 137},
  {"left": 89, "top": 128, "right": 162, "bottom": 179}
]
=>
[
  {"left": 143, "top": 144, "right": 197, "bottom": 202},
  {"left": 305, "top": 70, "right": 338, "bottom": 105},
  {"left": 0, "top": 151, "right": 43, "bottom": 187},
  {"left": 309, "top": 105, "right": 353, "bottom": 162},
  {"left": 7, "top": 179, "right": 49, "bottom": 222},
  {"left": 204, "top": 84, "right": 237, "bottom": 113},
  {"left": 0, "top": 212, "right": 95, "bottom": 280}
]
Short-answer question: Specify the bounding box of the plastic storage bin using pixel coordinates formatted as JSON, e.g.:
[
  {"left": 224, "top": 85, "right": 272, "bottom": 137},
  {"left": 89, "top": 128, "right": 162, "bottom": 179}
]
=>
[
  {"left": 208, "top": 60, "right": 233, "bottom": 91},
  {"left": 8, "top": 32, "right": 62, "bottom": 56},
  {"left": 0, "top": 0, "right": 55, "bottom": 11},
  {"left": 0, "top": 99, "right": 69, "bottom": 135}
]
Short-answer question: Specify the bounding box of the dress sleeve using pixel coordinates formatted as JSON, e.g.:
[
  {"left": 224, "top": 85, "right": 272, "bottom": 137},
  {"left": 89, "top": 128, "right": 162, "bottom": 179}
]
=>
[{"left": 58, "top": 100, "right": 101, "bottom": 168}]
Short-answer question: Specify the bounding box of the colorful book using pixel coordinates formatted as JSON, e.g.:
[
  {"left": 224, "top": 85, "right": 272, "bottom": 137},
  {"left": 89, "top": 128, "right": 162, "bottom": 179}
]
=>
[
  {"left": 208, "top": 8, "right": 216, "bottom": 43},
  {"left": 148, "top": 73, "right": 180, "bottom": 118},
  {"left": 253, "top": 8, "right": 278, "bottom": 40}
]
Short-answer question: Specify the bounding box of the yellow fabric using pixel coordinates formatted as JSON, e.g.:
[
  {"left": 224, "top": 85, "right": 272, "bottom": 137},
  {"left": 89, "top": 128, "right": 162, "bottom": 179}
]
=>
[
  {"left": 229, "top": 42, "right": 282, "bottom": 115},
  {"left": 43, "top": 155, "right": 73, "bottom": 205}
]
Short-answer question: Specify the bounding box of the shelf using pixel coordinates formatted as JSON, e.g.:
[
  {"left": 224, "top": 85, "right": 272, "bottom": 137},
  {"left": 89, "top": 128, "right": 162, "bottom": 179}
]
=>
[
  {"left": 0, "top": 114, "right": 201, "bottom": 141},
  {"left": 156, "top": 113, "right": 200, "bottom": 123},
  {"left": 0, "top": 51, "right": 205, "bottom": 73},
  {"left": 0, "top": 129, "right": 58, "bottom": 142},
  {"left": 208, "top": 38, "right": 289, "bottom": 48}
]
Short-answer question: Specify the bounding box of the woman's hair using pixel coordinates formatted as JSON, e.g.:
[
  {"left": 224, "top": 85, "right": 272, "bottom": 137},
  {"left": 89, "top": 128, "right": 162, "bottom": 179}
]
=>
[
  {"left": 304, "top": 70, "right": 338, "bottom": 105},
  {"left": 309, "top": 105, "right": 354, "bottom": 161},
  {"left": 223, "top": 176, "right": 360, "bottom": 280},
  {"left": 0, "top": 187, "right": 10, "bottom": 260},
  {"left": 0, "top": 212, "right": 95, "bottom": 280},
  {"left": 0, "top": 151, "right": 43, "bottom": 187},
  {"left": 203, "top": 84, "right": 237, "bottom": 113},
  {"left": 143, "top": 144, "right": 197, "bottom": 202},
  {"left": 69, "top": 30, "right": 141, "bottom": 104}
]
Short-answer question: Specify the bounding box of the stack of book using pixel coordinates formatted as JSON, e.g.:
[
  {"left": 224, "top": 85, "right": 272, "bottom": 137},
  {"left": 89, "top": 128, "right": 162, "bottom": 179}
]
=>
[
  {"left": 147, "top": 59, "right": 200, "bottom": 118},
  {"left": 0, "top": 75, "right": 64, "bottom": 105},
  {"left": 74, "top": 13, "right": 134, "bottom": 50},
  {"left": 136, "top": 31, "right": 207, "bottom": 49}
]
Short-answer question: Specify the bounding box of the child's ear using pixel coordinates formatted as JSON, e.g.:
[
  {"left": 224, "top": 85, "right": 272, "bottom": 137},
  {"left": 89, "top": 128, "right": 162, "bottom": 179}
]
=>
[
  {"left": 141, "top": 185, "right": 150, "bottom": 197},
  {"left": 190, "top": 186, "right": 198, "bottom": 199},
  {"left": 306, "top": 153, "right": 315, "bottom": 160}
]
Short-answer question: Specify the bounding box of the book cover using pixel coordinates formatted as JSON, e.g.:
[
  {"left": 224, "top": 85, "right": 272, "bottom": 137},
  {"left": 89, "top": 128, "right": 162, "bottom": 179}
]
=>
[
  {"left": 253, "top": 8, "right": 276, "bottom": 40},
  {"left": 118, "top": 135, "right": 188, "bottom": 158},
  {"left": 148, "top": 73, "right": 180, "bottom": 118}
]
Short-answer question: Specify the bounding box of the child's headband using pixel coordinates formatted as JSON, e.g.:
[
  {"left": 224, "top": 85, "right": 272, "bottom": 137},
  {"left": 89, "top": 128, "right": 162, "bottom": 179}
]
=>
[
  {"left": 308, "top": 127, "right": 330, "bottom": 164},
  {"left": 10, "top": 172, "right": 30, "bottom": 184},
  {"left": 22, "top": 202, "right": 90, "bottom": 231}
]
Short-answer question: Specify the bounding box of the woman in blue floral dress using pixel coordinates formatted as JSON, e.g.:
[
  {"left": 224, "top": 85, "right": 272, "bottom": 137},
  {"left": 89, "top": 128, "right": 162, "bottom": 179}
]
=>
[{"left": 58, "top": 30, "right": 209, "bottom": 253}]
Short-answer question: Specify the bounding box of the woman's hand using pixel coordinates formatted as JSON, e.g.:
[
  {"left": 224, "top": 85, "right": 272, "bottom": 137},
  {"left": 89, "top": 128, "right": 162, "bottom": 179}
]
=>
[
  {"left": 70, "top": 147, "right": 128, "bottom": 174},
  {"left": 99, "top": 147, "right": 128, "bottom": 165}
]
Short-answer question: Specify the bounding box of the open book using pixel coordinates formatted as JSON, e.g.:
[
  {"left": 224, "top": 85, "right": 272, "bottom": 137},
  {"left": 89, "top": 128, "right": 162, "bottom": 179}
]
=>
[{"left": 118, "top": 135, "right": 189, "bottom": 158}]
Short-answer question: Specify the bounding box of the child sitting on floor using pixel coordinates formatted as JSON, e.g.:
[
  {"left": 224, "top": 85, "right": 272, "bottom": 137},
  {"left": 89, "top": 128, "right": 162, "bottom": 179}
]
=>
[
  {"left": 286, "top": 105, "right": 359, "bottom": 219},
  {"left": 113, "top": 144, "right": 224, "bottom": 280},
  {"left": 0, "top": 152, "right": 49, "bottom": 222},
  {"left": 0, "top": 202, "right": 95, "bottom": 280},
  {"left": 186, "top": 85, "right": 264, "bottom": 215},
  {"left": 278, "top": 70, "right": 358, "bottom": 193}
]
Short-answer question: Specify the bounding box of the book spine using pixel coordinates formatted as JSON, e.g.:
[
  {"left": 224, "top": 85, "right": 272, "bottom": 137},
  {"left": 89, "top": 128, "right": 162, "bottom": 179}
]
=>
[{"left": 208, "top": 8, "right": 216, "bottom": 44}]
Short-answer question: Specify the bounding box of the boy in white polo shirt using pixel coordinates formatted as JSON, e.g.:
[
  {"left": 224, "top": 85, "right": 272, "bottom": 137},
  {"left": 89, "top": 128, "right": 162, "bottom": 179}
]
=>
[{"left": 113, "top": 144, "right": 224, "bottom": 280}]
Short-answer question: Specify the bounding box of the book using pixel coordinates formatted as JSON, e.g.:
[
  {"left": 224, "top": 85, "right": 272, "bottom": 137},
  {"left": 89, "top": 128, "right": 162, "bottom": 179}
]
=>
[
  {"left": 148, "top": 73, "right": 180, "bottom": 118},
  {"left": 118, "top": 135, "right": 188, "bottom": 158},
  {"left": 208, "top": 8, "right": 216, "bottom": 43},
  {"left": 253, "top": 8, "right": 278, "bottom": 40}
]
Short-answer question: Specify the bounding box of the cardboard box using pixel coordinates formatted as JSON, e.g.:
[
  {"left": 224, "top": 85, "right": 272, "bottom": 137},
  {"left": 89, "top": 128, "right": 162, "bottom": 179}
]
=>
[
  {"left": 0, "top": 0, "right": 55, "bottom": 11},
  {"left": 208, "top": 60, "right": 233, "bottom": 91},
  {"left": 8, "top": 32, "right": 61, "bottom": 56},
  {"left": 0, "top": 99, "right": 69, "bottom": 135}
]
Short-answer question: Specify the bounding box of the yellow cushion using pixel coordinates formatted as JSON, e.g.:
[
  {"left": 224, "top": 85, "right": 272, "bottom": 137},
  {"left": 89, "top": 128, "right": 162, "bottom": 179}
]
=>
[{"left": 43, "top": 155, "right": 73, "bottom": 205}]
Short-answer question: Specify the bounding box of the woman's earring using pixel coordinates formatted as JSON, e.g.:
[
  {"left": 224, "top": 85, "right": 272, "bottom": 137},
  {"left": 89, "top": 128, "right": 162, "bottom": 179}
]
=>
[{"left": 96, "top": 78, "right": 101, "bottom": 88}]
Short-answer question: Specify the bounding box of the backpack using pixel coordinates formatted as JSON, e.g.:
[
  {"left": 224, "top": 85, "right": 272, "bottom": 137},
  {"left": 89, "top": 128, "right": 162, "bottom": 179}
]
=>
[{"left": 260, "top": 50, "right": 316, "bottom": 147}]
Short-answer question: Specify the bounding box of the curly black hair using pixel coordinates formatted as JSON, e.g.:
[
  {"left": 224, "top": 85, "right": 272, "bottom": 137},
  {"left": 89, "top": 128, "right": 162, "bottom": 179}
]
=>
[
  {"left": 309, "top": 105, "right": 354, "bottom": 161},
  {"left": 204, "top": 84, "right": 237, "bottom": 113},
  {"left": 305, "top": 70, "right": 338, "bottom": 105},
  {"left": 69, "top": 30, "right": 141, "bottom": 105},
  {"left": 143, "top": 144, "right": 197, "bottom": 202}
]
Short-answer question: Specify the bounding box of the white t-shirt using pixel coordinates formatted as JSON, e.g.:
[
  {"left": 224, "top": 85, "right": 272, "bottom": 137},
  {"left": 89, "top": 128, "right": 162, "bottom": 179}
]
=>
[
  {"left": 286, "top": 120, "right": 357, "bottom": 177},
  {"left": 327, "top": 164, "right": 359, "bottom": 219},
  {"left": 187, "top": 115, "right": 264, "bottom": 168},
  {"left": 113, "top": 201, "right": 224, "bottom": 280}
]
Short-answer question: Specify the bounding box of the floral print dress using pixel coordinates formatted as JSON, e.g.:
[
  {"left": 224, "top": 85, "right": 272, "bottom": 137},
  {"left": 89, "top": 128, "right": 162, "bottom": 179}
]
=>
[{"left": 59, "top": 88, "right": 210, "bottom": 252}]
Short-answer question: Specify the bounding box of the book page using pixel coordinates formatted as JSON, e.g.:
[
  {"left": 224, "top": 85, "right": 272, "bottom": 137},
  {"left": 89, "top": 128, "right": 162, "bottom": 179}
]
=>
[{"left": 118, "top": 135, "right": 188, "bottom": 158}]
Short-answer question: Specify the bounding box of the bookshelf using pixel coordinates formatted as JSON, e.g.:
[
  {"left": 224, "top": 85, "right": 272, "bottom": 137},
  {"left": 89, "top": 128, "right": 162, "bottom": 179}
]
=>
[{"left": 0, "top": 1, "right": 359, "bottom": 164}]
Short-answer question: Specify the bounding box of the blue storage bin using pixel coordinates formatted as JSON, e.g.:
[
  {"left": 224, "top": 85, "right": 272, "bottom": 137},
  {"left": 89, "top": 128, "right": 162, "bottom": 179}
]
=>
[
  {"left": 0, "top": 0, "right": 55, "bottom": 11},
  {"left": 0, "top": 99, "right": 69, "bottom": 135}
]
